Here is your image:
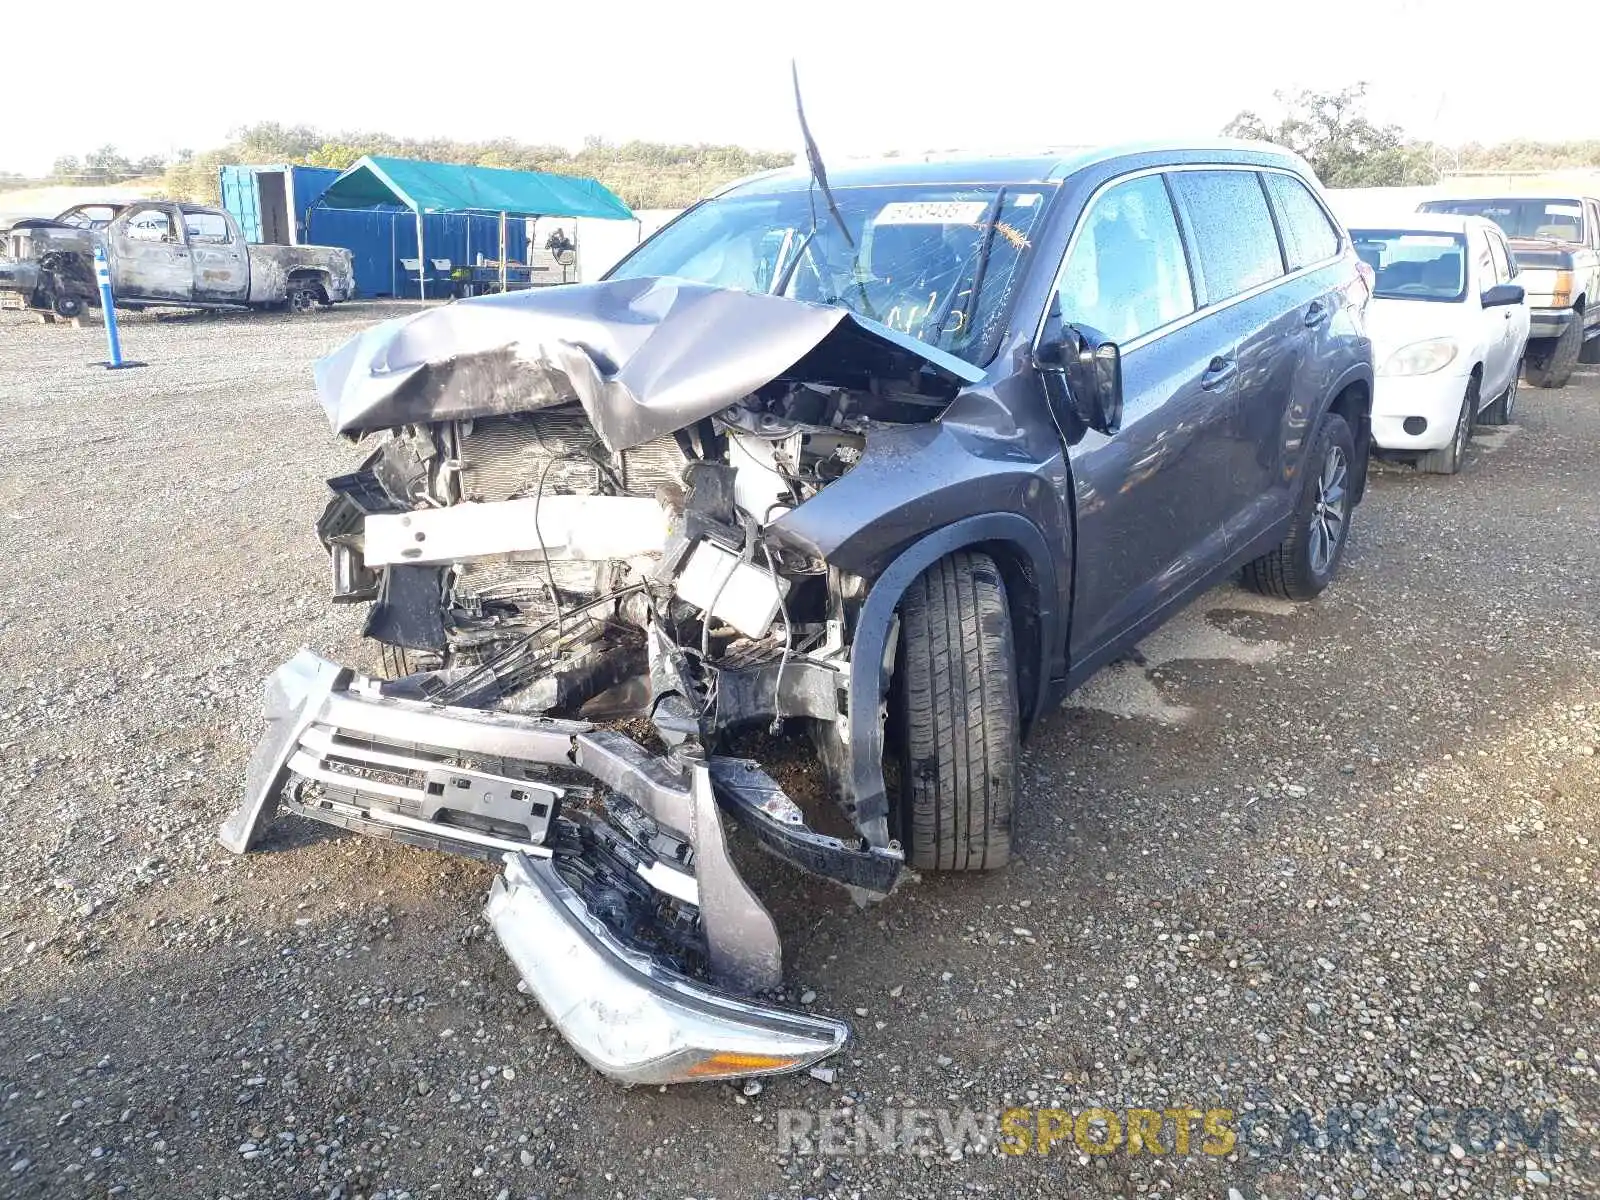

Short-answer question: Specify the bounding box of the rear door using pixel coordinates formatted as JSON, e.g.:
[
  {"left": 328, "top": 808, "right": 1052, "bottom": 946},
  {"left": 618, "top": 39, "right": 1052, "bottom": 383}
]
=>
[
  {"left": 109, "top": 205, "right": 192, "bottom": 301},
  {"left": 185, "top": 210, "right": 250, "bottom": 303},
  {"left": 1167, "top": 168, "right": 1300, "bottom": 550},
  {"left": 1050, "top": 170, "right": 1234, "bottom": 660}
]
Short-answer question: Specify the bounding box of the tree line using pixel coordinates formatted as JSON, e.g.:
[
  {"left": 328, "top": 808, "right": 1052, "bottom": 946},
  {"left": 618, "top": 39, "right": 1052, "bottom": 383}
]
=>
[
  {"left": 7, "top": 96, "right": 1596, "bottom": 206},
  {"left": 157, "top": 125, "right": 791, "bottom": 210},
  {"left": 1224, "top": 85, "right": 1597, "bottom": 187}
]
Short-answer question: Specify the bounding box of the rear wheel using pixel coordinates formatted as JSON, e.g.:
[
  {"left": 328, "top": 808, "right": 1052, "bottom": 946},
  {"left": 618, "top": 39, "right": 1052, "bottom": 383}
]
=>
[
  {"left": 50, "top": 294, "right": 84, "bottom": 319},
  {"left": 1524, "top": 317, "right": 1582, "bottom": 388},
  {"left": 286, "top": 284, "right": 322, "bottom": 314},
  {"left": 1418, "top": 375, "right": 1477, "bottom": 474},
  {"left": 1242, "top": 411, "right": 1355, "bottom": 601},
  {"left": 893, "top": 551, "right": 1018, "bottom": 872}
]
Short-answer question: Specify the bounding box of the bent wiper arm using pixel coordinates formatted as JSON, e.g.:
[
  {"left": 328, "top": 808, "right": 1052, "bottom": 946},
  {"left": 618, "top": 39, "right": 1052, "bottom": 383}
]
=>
[
  {"left": 792, "top": 62, "right": 855, "bottom": 252},
  {"left": 953, "top": 188, "right": 1006, "bottom": 346}
]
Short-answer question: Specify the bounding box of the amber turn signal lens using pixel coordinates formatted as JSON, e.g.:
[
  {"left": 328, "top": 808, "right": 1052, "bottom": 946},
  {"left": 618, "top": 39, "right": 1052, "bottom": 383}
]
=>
[{"left": 683, "top": 1052, "right": 806, "bottom": 1079}]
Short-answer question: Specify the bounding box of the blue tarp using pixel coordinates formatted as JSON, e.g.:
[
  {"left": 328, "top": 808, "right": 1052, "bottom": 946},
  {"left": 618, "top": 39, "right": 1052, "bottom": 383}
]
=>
[
  {"left": 218, "top": 163, "right": 522, "bottom": 298},
  {"left": 318, "top": 155, "right": 633, "bottom": 221}
]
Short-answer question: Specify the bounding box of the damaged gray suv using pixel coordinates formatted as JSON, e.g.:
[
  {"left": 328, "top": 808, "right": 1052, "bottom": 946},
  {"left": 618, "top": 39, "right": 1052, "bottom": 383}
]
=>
[{"left": 223, "top": 142, "right": 1374, "bottom": 1085}]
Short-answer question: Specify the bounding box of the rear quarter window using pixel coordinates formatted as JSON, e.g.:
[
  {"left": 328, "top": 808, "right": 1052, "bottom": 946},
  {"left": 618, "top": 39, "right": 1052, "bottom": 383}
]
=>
[
  {"left": 1168, "top": 170, "right": 1285, "bottom": 303},
  {"left": 1262, "top": 172, "right": 1340, "bottom": 269}
]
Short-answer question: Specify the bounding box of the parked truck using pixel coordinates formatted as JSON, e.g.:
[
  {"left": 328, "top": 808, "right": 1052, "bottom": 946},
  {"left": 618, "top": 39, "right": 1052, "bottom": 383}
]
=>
[
  {"left": 1419, "top": 194, "right": 1600, "bottom": 388},
  {"left": 0, "top": 200, "right": 355, "bottom": 318}
]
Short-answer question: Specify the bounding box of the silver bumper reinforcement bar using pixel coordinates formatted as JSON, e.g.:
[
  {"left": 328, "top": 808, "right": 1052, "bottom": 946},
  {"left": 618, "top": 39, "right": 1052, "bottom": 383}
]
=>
[{"left": 220, "top": 650, "right": 849, "bottom": 1084}]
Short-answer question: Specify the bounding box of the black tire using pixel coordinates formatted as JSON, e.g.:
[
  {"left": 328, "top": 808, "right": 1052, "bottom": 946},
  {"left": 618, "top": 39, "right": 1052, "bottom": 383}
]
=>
[
  {"left": 1524, "top": 317, "right": 1582, "bottom": 388},
  {"left": 286, "top": 284, "right": 322, "bottom": 314},
  {"left": 1242, "top": 411, "right": 1355, "bottom": 601},
  {"left": 894, "top": 551, "right": 1018, "bottom": 872},
  {"left": 1477, "top": 369, "right": 1517, "bottom": 426},
  {"left": 1418, "top": 375, "right": 1478, "bottom": 475},
  {"left": 50, "top": 294, "right": 84, "bottom": 319}
]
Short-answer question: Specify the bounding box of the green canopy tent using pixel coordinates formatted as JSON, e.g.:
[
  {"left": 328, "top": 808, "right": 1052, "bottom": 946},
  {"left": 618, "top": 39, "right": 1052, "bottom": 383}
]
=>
[{"left": 316, "top": 155, "right": 634, "bottom": 298}]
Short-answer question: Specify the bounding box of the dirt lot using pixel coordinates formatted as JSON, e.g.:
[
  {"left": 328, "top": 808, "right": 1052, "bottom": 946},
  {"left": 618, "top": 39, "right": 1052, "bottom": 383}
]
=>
[{"left": 1, "top": 304, "right": 1597, "bottom": 1200}]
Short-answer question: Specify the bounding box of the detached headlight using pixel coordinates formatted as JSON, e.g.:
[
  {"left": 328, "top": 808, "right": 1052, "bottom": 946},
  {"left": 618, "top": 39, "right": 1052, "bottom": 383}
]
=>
[
  {"left": 487, "top": 853, "right": 848, "bottom": 1085},
  {"left": 1381, "top": 338, "right": 1458, "bottom": 376}
]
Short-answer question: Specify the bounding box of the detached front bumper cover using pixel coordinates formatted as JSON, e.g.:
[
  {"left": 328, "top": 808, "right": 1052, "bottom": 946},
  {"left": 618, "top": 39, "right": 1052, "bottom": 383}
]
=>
[{"left": 221, "top": 651, "right": 850, "bottom": 1085}]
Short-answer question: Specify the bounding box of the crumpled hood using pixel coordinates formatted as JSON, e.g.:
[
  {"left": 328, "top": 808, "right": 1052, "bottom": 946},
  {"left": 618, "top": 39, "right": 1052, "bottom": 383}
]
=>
[
  {"left": 313, "top": 277, "right": 983, "bottom": 452},
  {"left": 3, "top": 224, "right": 99, "bottom": 262}
]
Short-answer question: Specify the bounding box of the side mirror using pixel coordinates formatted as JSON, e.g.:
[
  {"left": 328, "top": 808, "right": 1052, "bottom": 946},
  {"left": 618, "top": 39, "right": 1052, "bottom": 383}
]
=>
[
  {"left": 1036, "top": 315, "right": 1123, "bottom": 436},
  {"left": 1481, "top": 283, "right": 1524, "bottom": 308}
]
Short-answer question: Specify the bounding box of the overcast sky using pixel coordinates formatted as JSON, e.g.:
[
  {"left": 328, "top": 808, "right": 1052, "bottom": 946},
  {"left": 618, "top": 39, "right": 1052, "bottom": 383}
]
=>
[{"left": 7, "top": 0, "right": 1578, "bottom": 177}]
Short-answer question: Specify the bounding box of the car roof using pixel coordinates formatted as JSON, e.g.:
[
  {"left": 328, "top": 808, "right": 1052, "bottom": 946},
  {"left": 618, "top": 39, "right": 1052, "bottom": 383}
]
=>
[
  {"left": 1349, "top": 213, "right": 1491, "bottom": 236},
  {"left": 716, "top": 139, "right": 1311, "bottom": 197},
  {"left": 1422, "top": 193, "right": 1595, "bottom": 204}
]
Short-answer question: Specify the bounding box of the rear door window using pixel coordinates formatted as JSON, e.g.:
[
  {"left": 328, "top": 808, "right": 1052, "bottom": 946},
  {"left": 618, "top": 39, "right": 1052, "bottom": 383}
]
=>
[
  {"left": 1262, "top": 172, "right": 1340, "bottom": 269},
  {"left": 1168, "top": 170, "right": 1285, "bottom": 304},
  {"left": 183, "top": 212, "right": 233, "bottom": 244},
  {"left": 1056, "top": 173, "right": 1195, "bottom": 344}
]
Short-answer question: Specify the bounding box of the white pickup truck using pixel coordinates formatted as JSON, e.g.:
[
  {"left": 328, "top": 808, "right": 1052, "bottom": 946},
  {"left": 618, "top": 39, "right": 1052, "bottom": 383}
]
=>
[
  {"left": 0, "top": 201, "right": 355, "bottom": 318},
  {"left": 1419, "top": 195, "right": 1600, "bottom": 388}
]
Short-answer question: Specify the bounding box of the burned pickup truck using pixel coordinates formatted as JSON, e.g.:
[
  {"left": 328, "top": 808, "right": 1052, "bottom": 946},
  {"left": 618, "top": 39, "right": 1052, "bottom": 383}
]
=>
[
  {"left": 0, "top": 200, "right": 354, "bottom": 317},
  {"left": 223, "top": 145, "right": 1373, "bottom": 1085}
]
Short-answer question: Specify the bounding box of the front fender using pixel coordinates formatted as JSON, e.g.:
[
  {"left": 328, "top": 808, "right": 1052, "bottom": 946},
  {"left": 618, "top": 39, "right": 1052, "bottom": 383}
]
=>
[
  {"left": 770, "top": 420, "right": 1068, "bottom": 578},
  {"left": 767, "top": 421, "right": 1068, "bottom": 845}
]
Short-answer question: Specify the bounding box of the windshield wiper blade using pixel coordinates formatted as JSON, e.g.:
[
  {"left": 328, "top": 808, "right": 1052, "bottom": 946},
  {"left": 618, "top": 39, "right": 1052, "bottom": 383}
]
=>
[
  {"left": 791, "top": 61, "right": 855, "bottom": 252},
  {"left": 924, "top": 188, "right": 1005, "bottom": 347}
]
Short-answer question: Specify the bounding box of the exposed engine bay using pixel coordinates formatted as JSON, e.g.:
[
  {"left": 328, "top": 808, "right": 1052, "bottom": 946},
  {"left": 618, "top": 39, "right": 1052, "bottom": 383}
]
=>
[{"left": 222, "top": 278, "right": 986, "bottom": 1083}]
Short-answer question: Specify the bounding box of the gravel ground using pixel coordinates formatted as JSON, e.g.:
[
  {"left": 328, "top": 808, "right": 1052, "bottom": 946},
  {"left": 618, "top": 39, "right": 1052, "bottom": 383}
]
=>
[{"left": 1, "top": 305, "right": 1597, "bottom": 1200}]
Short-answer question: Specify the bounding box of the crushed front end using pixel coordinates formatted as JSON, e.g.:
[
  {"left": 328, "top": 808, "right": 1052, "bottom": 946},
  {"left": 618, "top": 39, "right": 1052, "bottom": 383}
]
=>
[
  {"left": 222, "top": 278, "right": 981, "bottom": 1083},
  {"left": 0, "top": 222, "right": 97, "bottom": 314}
]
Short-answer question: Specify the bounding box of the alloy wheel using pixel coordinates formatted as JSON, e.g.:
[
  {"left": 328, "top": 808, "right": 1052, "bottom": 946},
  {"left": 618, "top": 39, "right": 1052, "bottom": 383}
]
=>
[{"left": 1308, "top": 445, "right": 1348, "bottom": 576}]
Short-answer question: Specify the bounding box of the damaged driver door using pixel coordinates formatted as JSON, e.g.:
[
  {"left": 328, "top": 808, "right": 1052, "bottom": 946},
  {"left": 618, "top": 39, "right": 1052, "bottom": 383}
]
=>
[{"left": 109, "top": 204, "right": 194, "bottom": 302}]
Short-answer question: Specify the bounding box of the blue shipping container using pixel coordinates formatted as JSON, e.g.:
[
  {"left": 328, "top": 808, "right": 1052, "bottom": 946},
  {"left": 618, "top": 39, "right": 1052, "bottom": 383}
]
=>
[{"left": 219, "top": 164, "right": 522, "bottom": 298}]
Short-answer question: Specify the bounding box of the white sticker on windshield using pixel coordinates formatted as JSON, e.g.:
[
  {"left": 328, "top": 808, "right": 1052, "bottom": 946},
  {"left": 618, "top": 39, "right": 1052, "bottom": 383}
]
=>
[
  {"left": 1545, "top": 203, "right": 1583, "bottom": 217},
  {"left": 876, "top": 201, "right": 989, "bottom": 225}
]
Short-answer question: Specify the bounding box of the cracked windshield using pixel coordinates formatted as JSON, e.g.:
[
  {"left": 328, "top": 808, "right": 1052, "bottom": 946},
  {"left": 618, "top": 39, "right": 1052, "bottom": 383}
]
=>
[{"left": 609, "top": 184, "right": 1054, "bottom": 363}]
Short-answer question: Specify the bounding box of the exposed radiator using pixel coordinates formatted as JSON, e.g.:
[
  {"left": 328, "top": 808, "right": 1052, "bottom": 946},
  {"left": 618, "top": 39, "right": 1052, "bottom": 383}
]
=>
[{"left": 459, "top": 408, "right": 689, "bottom": 501}]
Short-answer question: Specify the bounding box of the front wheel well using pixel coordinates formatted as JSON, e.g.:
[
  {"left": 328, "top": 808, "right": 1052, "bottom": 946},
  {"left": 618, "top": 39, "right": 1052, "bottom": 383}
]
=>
[{"left": 966, "top": 540, "right": 1043, "bottom": 730}]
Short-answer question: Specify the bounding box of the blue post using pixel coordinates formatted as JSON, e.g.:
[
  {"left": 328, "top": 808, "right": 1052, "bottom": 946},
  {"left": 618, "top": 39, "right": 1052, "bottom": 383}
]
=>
[{"left": 91, "top": 247, "right": 145, "bottom": 370}]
